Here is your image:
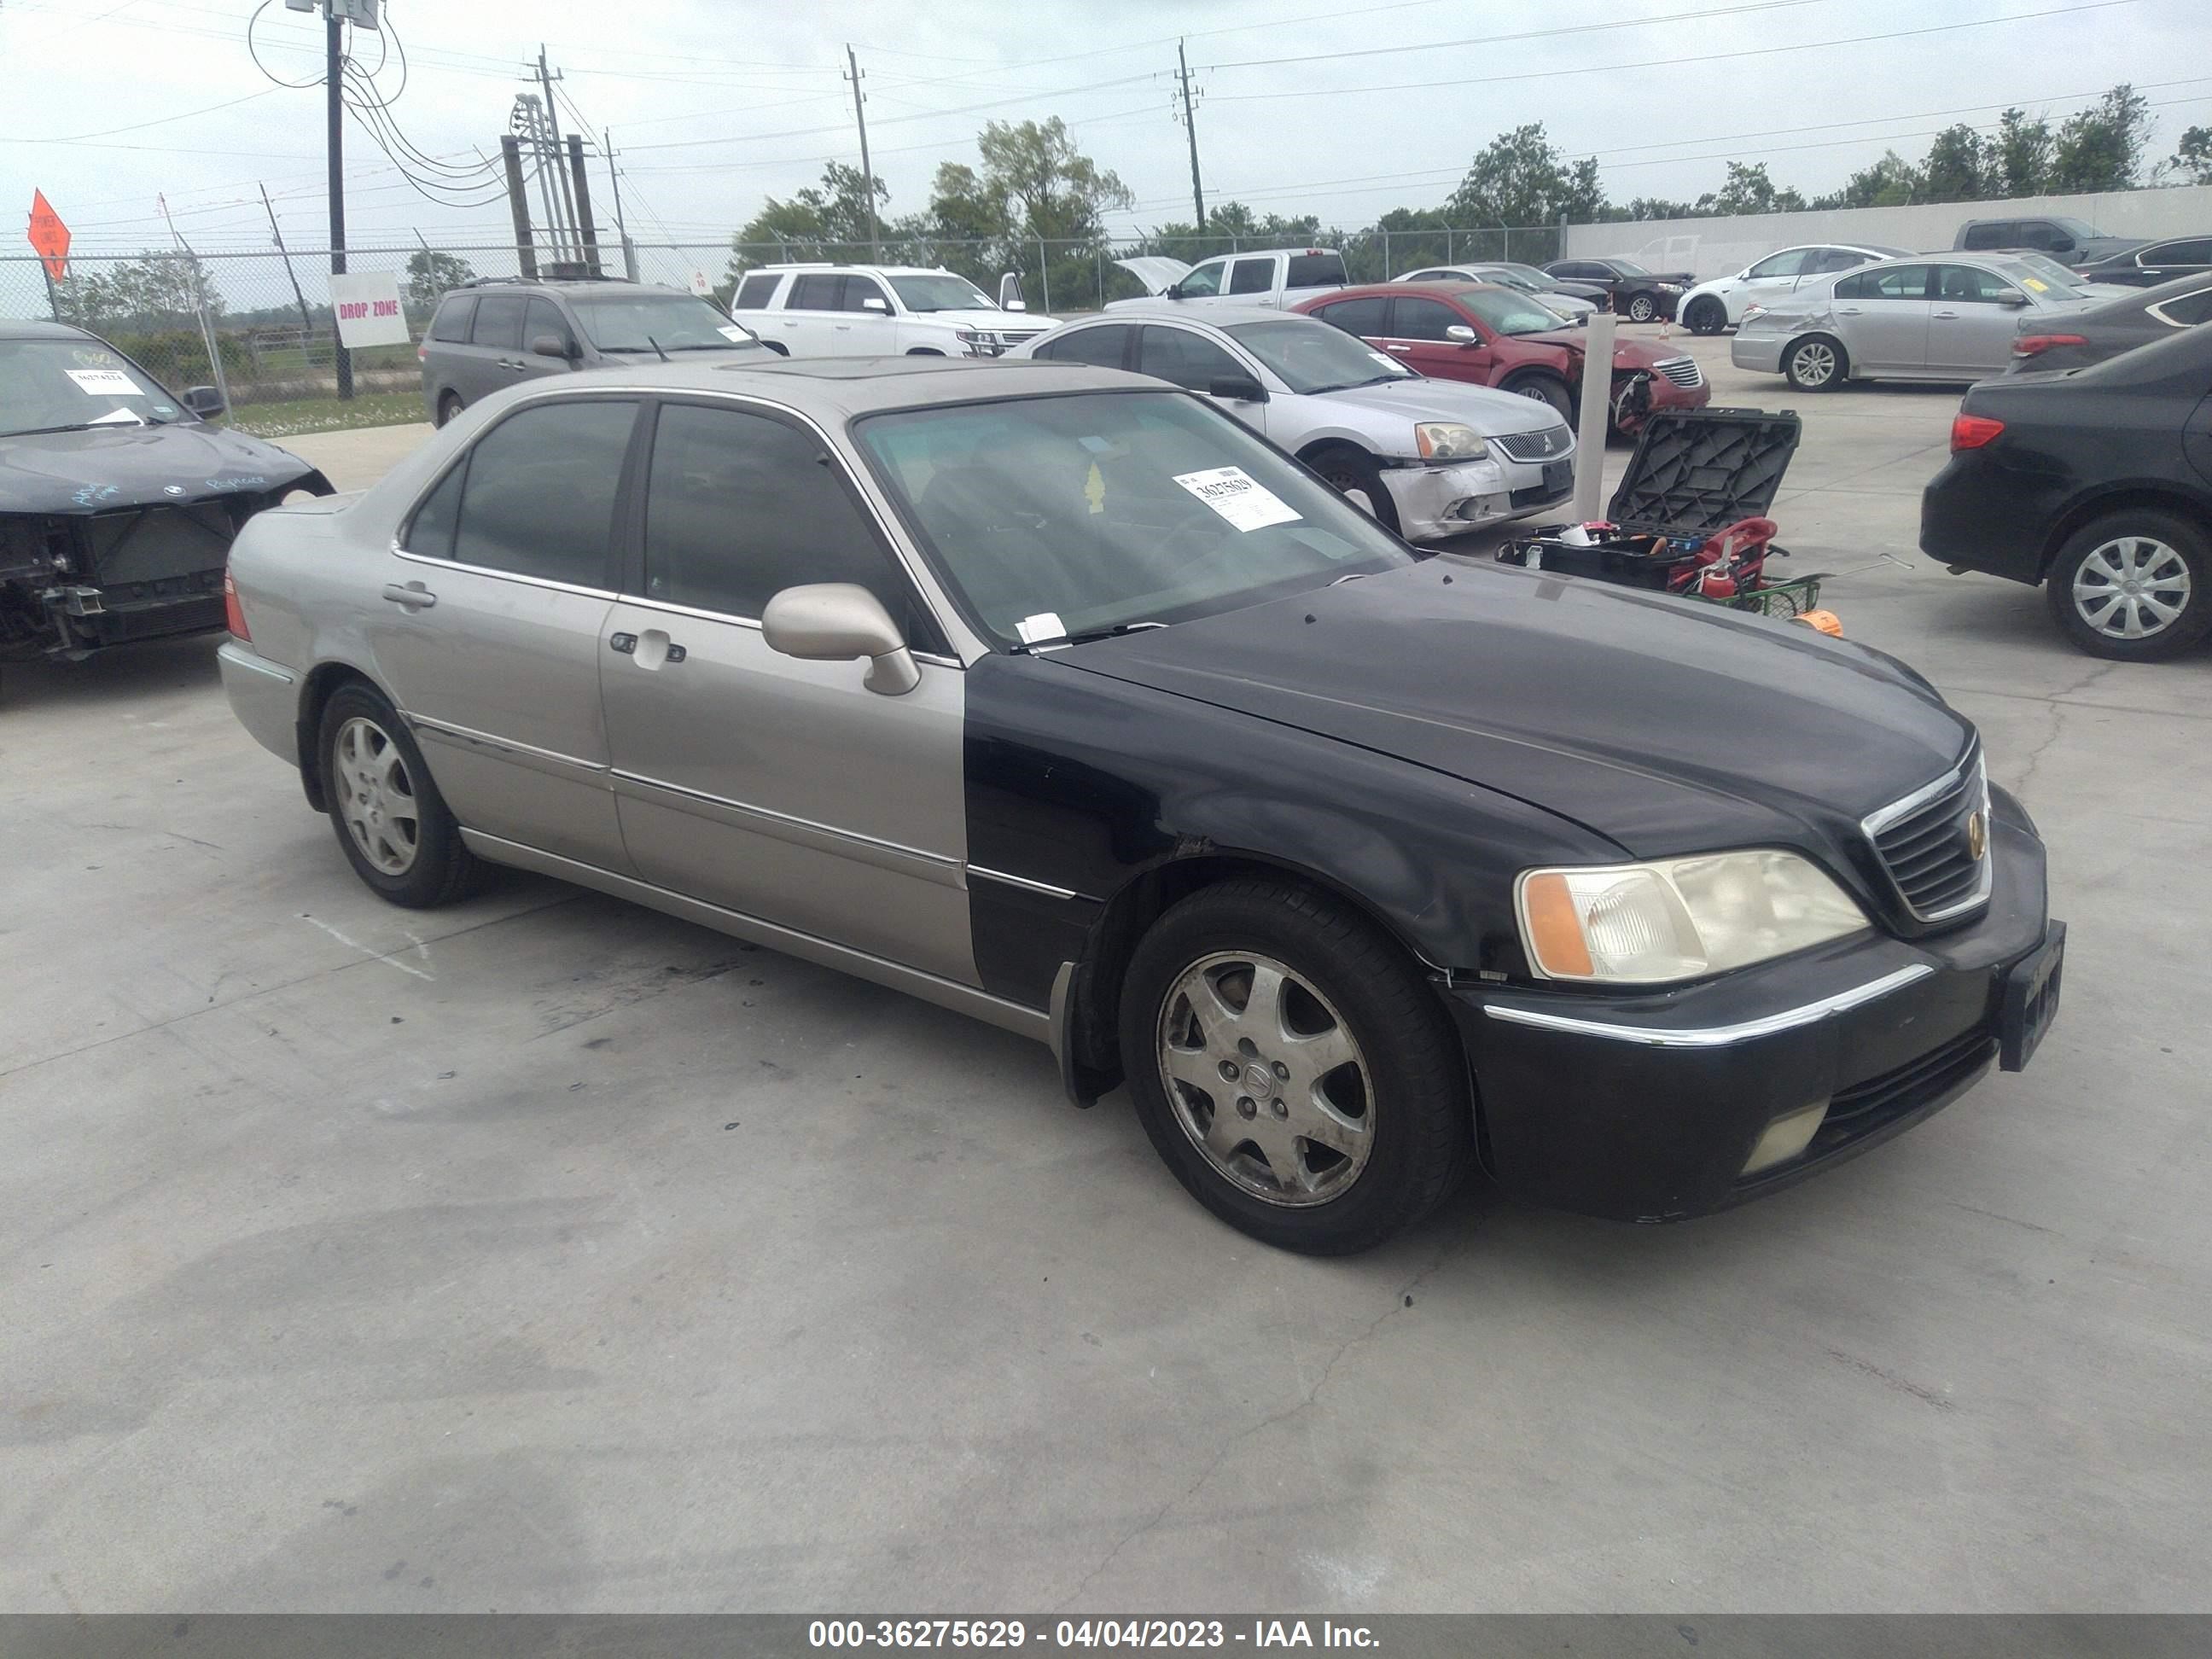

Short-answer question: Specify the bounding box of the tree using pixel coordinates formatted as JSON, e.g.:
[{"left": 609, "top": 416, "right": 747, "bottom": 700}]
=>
[
  {"left": 52, "top": 250, "right": 223, "bottom": 331},
  {"left": 1447, "top": 123, "right": 1605, "bottom": 228},
  {"left": 405, "top": 248, "right": 475, "bottom": 313},
  {"left": 1921, "top": 125, "right": 1991, "bottom": 203},
  {"left": 1697, "top": 161, "right": 1807, "bottom": 217},
  {"left": 1814, "top": 150, "right": 1922, "bottom": 210},
  {"left": 2168, "top": 125, "right": 2212, "bottom": 185},
  {"left": 2049, "top": 84, "right": 2153, "bottom": 194},
  {"left": 729, "top": 161, "right": 890, "bottom": 273},
  {"left": 1990, "top": 108, "right": 2053, "bottom": 197},
  {"left": 911, "top": 119, "right": 1132, "bottom": 305}
]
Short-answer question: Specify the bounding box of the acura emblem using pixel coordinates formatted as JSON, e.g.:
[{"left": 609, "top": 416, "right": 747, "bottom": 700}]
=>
[
  {"left": 163, "top": 485, "right": 186, "bottom": 497},
  {"left": 1966, "top": 811, "right": 1987, "bottom": 861}
]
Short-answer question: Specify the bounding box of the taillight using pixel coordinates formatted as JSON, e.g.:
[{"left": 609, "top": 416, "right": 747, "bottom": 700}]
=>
[
  {"left": 1951, "top": 413, "right": 2005, "bottom": 451},
  {"left": 416, "top": 342, "right": 428, "bottom": 361},
  {"left": 223, "top": 568, "right": 250, "bottom": 640},
  {"left": 2011, "top": 334, "right": 2087, "bottom": 357}
]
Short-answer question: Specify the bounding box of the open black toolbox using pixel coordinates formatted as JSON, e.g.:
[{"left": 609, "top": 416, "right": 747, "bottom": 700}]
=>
[{"left": 1498, "top": 407, "right": 1802, "bottom": 590}]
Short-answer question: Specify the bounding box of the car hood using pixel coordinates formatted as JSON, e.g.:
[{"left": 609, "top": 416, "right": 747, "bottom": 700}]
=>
[
  {"left": 1315, "top": 375, "right": 1566, "bottom": 436},
  {"left": 1057, "top": 562, "right": 1970, "bottom": 857},
  {"left": 898, "top": 308, "right": 1061, "bottom": 331},
  {"left": 1109, "top": 256, "right": 1194, "bottom": 299},
  {"left": 0, "top": 422, "right": 322, "bottom": 515},
  {"left": 1517, "top": 328, "right": 1679, "bottom": 368}
]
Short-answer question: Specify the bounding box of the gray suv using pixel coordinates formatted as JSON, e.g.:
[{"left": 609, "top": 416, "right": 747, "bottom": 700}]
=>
[{"left": 419, "top": 278, "right": 762, "bottom": 426}]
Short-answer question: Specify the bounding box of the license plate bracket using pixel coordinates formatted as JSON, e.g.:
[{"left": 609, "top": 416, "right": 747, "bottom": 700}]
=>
[
  {"left": 1999, "top": 919, "right": 2065, "bottom": 1072},
  {"left": 1542, "top": 459, "right": 1573, "bottom": 495}
]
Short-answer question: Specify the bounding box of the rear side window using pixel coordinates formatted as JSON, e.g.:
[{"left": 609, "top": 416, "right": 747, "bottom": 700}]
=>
[
  {"left": 430, "top": 295, "right": 476, "bottom": 342},
  {"left": 1033, "top": 325, "right": 1130, "bottom": 368},
  {"left": 1285, "top": 253, "right": 1346, "bottom": 288},
  {"left": 2154, "top": 285, "right": 2212, "bottom": 326},
  {"left": 732, "top": 273, "right": 781, "bottom": 310},
  {"left": 1837, "top": 265, "right": 1930, "bottom": 300},
  {"left": 2151, "top": 238, "right": 2212, "bottom": 265},
  {"left": 445, "top": 399, "right": 637, "bottom": 586},
  {"left": 1961, "top": 224, "right": 2011, "bottom": 251},
  {"left": 788, "top": 274, "right": 844, "bottom": 310},
  {"left": 1312, "top": 296, "right": 1388, "bottom": 336},
  {"left": 471, "top": 294, "right": 526, "bottom": 350},
  {"left": 1228, "top": 258, "right": 1274, "bottom": 296}
]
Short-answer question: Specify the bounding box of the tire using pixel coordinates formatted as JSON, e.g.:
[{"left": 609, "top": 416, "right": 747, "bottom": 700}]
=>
[
  {"left": 317, "top": 683, "right": 487, "bottom": 908},
  {"left": 2043, "top": 509, "right": 2212, "bottom": 661},
  {"left": 1500, "top": 372, "right": 1574, "bottom": 422},
  {"left": 1784, "top": 334, "right": 1848, "bottom": 392},
  {"left": 1685, "top": 295, "right": 1727, "bottom": 335},
  {"left": 1308, "top": 446, "right": 1400, "bottom": 533},
  {"left": 434, "top": 391, "right": 463, "bottom": 428},
  {"left": 1118, "top": 879, "right": 1474, "bottom": 1255},
  {"left": 1625, "top": 291, "right": 1659, "bottom": 323}
]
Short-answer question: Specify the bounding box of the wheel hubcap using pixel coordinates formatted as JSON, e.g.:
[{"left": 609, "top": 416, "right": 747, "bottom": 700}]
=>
[
  {"left": 335, "top": 716, "right": 421, "bottom": 876},
  {"left": 1631, "top": 298, "right": 1654, "bottom": 320},
  {"left": 1794, "top": 344, "right": 1834, "bottom": 385},
  {"left": 1156, "top": 952, "right": 1374, "bottom": 1208},
  {"left": 2075, "top": 536, "right": 2190, "bottom": 639}
]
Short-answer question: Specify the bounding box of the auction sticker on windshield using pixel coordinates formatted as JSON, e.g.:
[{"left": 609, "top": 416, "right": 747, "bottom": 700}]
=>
[
  {"left": 717, "top": 325, "right": 751, "bottom": 342},
  {"left": 1173, "top": 466, "right": 1301, "bottom": 532},
  {"left": 67, "top": 369, "right": 140, "bottom": 395}
]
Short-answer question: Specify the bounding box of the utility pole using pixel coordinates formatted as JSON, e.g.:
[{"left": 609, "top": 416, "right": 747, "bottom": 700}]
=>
[
  {"left": 260, "top": 182, "right": 315, "bottom": 341},
  {"left": 1177, "top": 38, "right": 1205, "bottom": 230},
  {"left": 605, "top": 128, "right": 637, "bottom": 281},
  {"left": 845, "top": 44, "right": 880, "bottom": 260},
  {"left": 566, "top": 135, "right": 602, "bottom": 276},
  {"left": 498, "top": 133, "right": 539, "bottom": 278},
  {"left": 326, "top": 3, "right": 351, "bottom": 399},
  {"left": 537, "top": 47, "right": 581, "bottom": 263}
]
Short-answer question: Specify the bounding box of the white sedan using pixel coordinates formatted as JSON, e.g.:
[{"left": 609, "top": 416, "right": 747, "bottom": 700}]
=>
[
  {"left": 1012, "top": 306, "right": 1577, "bottom": 540},
  {"left": 1679, "top": 242, "right": 1911, "bottom": 335}
]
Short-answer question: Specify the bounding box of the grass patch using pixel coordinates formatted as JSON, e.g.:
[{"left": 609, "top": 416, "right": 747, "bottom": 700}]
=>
[{"left": 226, "top": 390, "right": 426, "bottom": 439}]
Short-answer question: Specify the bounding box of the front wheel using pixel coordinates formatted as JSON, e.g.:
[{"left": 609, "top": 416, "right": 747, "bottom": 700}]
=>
[
  {"left": 434, "top": 391, "right": 463, "bottom": 428},
  {"left": 1784, "top": 334, "right": 1847, "bottom": 391},
  {"left": 1119, "top": 880, "right": 1473, "bottom": 1255},
  {"left": 1308, "top": 446, "right": 1400, "bottom": 533},
  {"left": 1501, "top": 372, "right": 1573, "bottom": 422},
  {"left": 2044, "top": 510, "right": 2211, "bottom": 661},
  {"left": 1684, "top": 295, "right": 1727, "bottom": 335},
  {"left": 1625, "top": 292, "right": 1659, "bottom": 323},
  {"left": 318, "top": 683, "right": 487, "bottom": 907}
]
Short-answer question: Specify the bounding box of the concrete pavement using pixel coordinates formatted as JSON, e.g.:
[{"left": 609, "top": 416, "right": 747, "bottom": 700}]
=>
[{"left": 2, "top": 335, "right": 2207, "bottom": 1612}]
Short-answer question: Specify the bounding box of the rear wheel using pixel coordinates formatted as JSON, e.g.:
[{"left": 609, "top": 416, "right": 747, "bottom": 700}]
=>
[
  {"left": 1685, "top": 295, "right": 1727, "bottom": 335},
  {"left": 318, "top": 683, "right": 486, "bottom": 907},
  {"left": 1307, "top": 446, "right": 1400, "bottom": 533},
  {"left": 1784, "top": 334, "right": 1847, "bottom": 391},
  {"left": 434, "top": 391, "right": 463, "bottom": 427},
  {"left": 2044, "top": 510, "right": 2211, "bottom": 661},
  {"left": 1119, "top": 879, "right": 1473, "bottom": 1255},
  {"left": 1500, "top": 371, "right": 1573, "bottom": 422},
  {"left": 1625, "top": 292, "right": 1659, "bottom": 323}
]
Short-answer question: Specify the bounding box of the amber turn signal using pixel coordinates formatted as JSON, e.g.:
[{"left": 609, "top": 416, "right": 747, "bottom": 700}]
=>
[{"left": 1518, "top": 870, "right": 1595, "bottom": 979}]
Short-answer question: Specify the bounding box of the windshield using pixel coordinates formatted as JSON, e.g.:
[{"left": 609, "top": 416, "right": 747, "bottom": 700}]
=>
[
  {"left": 1495, "top": 263, "right": 1557, "bottom": 287},
  {"left": 855, "top": 390, "right": 1412, "bottom": 648},
  {"left": 2002, "top": 253, "right": 2092, "bottom": 291},
  {"left": 1458, "top": 288, "right": 1570, "bottom": 336},
  {"left": 1475, "top": 267, "right": 1541, "bottom": 292},
  {"left": 1608, "top": 259, "right": 1653, "bottom": 276},
  {"left": 570, "top": 293, "right": 758, "bottom": 352},
  {"left": 1224, "top": 318, "right": 1415, "bottom": 393},
  {"left": 888, "top": 273, "right": 995, "bottom": 313},
  {"left": 0, "top": 337, "right": 183, "bottom": 436}
]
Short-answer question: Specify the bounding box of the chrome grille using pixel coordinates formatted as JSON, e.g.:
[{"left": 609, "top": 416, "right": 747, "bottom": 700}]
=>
[
  {"left": 1655, "top": 356, "right": 1704, "bottom": 388},
  {"left": 1495, "top": 426, "right": 1573, "bottom": 462},
  {"left": 1863, "top": 746, "right": 1993, "bottom": 924}
]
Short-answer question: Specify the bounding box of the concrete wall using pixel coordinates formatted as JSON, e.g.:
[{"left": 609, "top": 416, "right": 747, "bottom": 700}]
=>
[{"left": 1561, "top": 184, "right": 2212, "bottom": 282}]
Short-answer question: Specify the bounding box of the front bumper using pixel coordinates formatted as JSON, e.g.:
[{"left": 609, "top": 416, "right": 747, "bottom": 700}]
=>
[
  {"left": 1447, "top": 791, "right": 2055, "bottom": 1222},
  {"left": 1385, "top": 452, "right": 1572, "bottom": 542},
  {"left": 1730, "top": 332, "right": 1790, "bottom": 374}
]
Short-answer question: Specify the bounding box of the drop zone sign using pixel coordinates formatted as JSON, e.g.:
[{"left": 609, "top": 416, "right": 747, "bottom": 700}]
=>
[{"left": 329, "top": 271, "right": 411, "bottom": 348}]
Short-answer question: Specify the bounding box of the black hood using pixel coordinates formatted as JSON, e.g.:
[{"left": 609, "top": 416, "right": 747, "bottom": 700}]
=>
[
  {"left": 0, "top": 422, "right": 322, "bottom": 515},
  {"left": 1057, "top": 561, "right": 1970, "bottom": 859}
]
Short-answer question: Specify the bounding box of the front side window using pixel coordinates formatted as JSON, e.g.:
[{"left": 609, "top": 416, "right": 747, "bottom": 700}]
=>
[
  {"left": 1746, "top": 250, "right": 1808, "bottom": 280},
  {"left": 1224, "top": 319, "right": 1412, "bottom": 394},
  {"left": 1033, "top": 325, "right": 1130, "bottom": 368},
  {"left": 1311, "top": 296, "right": 1389, "bottom": 337},
  {"left": 570, "top": 292, "right": 753, "bottom": 352},
  {"left": 1810, "top": 248, "right": 1872, "bottom": 273},
  {"left": 639, "top": 403, "right": 938, "bottom": 647},
  {"left": 436, "top": 399, "right": 637, "bottom": 586},
  {"left": 1228, "top": 258, "right": 1275, "bottom": 295},
  {"left": 524, "top": 297, "right": 575, "bottom": 352},
  {"left": 1936, "top": 265, "right": 2012, "bottom": 303},
  {"left": 1448, "top": 288, "right": 1563, "bottom": 336},
  {"left": 731, "top": 273, "right": 782, "bottom": 310},
  {"left": 843, "top": 276, "right": 893, "bottom": 314},
  {"left": 0, "top": 336, "right": 183, "bottom": 436},
  {"left": 1390, "top": 296, "right": 1467, "bottom": 342},
  {"left": 1137, "top": 326, "right": 1246, "bottom": 392},
  {"left": 1174, "top": 261, "right": 1225, "bottom": 300},
  {"left": 855, "top": 391, "right": 1412, "bottom": 649},
  {"left": 471, "top": 294, "right": 527, "bottom": 350}
]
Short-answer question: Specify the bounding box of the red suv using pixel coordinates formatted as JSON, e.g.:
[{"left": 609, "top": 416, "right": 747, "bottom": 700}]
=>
[{"left": 1295, "top": 282, "right": 1710, "bottom": 432}]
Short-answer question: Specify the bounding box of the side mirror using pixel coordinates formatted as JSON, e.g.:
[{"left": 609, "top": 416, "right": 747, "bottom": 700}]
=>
[
  {"left": 761, "top": 582, "right": 920, "bottom": 696},
  {"left": 1996, "top": 288, "right": 2031, "bottom": 308},
  {"left": 861, "top": 296, "right": 892, "bottom": 315},
  {"left": 529, "top": 332, "right": 576, "bottom": 359},
  {"left": 181, "top": 385, "right": 225, "bottom": 419},
  {"left": 2050, "top": 237, "right": 2075, "bottom": 254},
  {"left": 998, "top": 272, "right": 1026, "bottom": 311},
  {"left": 1444, "top": 323, "right": 1478, "bottom": 343},
  {"left": 1208, "top": 375, "right": 1267, "bottom": 403}
]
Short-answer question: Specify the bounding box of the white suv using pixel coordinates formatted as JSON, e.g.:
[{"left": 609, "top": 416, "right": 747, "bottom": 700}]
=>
[{"left": 728, "top": 264, "right": 1057, "bottom": 358}]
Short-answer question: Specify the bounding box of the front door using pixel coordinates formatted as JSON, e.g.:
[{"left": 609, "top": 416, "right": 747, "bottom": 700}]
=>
[
  {"left": 1928, "top": 264, "right": 2031, "bottom": 376},
  {"left": 1833, "top": 263, "right": 1934, "bottom": 373},
  {"left": 1134, "top": 324, "right": 1269, "bottom": 435},
  {"left": 370, "top": 396, "right": 640, "bottom": 870},
  {"left": 1387, "top": 294, "right": 1493, "bottom": 383},
  {"left": 598, "top": 399, "right": 975, "bottom": 984}
]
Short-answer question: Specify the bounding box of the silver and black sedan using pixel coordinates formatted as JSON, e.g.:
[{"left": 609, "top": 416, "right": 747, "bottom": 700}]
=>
[
  {"left": 220, "top": 356, "right": 2062, "bottom": 1254},
  {"left": 2005, "top": 270, "right": 2212, "bottom": 375}
]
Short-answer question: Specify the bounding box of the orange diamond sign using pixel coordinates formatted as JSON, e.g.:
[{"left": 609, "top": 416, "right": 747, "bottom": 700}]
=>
[{"left": 28, "top": 189, "right": 70, "bottom": 282}]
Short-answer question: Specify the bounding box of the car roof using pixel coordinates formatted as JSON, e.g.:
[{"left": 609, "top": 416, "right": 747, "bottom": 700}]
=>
[
  {"left": 0, "top": 319, "right": 100, "bottom": 343},
  {"left": 514, "top": 354, "right": 1159, "bottom": 419},
  {"left": 447, "top": 280, "right": 698, "bottom": 301},
  {"left": 1080, "top": 304, "right": 1295, "bottom": 329},
  {"left": 746, "top": 264, "right": 961, "bottom": 276},
  {"left": 1309, "top": 281, "right": 1510, "bottom": 300}
]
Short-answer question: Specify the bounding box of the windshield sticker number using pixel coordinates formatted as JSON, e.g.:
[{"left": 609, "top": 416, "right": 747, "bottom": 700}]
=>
[
  {"left": 1368, "top": 352, "right": 1406, "bottom": 371},
  {"left": 1173, "top": 466, "right": 1302, "bottom": 533},
  {"left": 1016, "top": 611, "right": 1067, "bottom": 645},
  {"left": 717, "top": 325, "right": 751, "bottom": 342},
  {"left": 67, "top": 369, "right": 141, "bottom": 396}
]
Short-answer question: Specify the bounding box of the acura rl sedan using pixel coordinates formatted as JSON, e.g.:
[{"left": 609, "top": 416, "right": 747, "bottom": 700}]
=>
[{"left": 219, "top": 356, "right": 2063, "bottom": 1254}]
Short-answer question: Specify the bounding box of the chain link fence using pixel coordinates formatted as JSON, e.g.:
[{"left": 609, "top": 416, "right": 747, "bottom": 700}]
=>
[{"left": 2, "top": 222, "right": 1562, "bottom": 417}]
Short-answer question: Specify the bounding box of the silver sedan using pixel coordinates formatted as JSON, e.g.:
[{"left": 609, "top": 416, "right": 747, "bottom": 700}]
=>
[
  {"left": 1012, "top": 306, "right": 1576, "bottom": 540},
  {"left": 1732, "top": 253, "right": 2098, "bottom": 390}
]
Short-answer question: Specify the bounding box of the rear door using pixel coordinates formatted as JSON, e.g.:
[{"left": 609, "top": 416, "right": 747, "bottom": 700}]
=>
[
  {"left": 1929, "top": 263, "right": 2031, "bottom": 375},
  {"left": 2140, "top": 238, "right": 2212, "bottom": 284},
  {"left": 1832, "top": 264, "right": 1933, "bottom": 372},
  {"left": 1030, "top": 323, "right": 1134, "bottom": 370},
  {"left": 371, "top": 395, "right": 641, "bottom": 870},
  {"left": 599, "top": 398, "right": 973, "bottom": 981},
  {"left": 773, "top": 272, "right": 846, "bottom": 356},
  {"left": 460, "top": 291, "right": 529, "bottom": 402}
]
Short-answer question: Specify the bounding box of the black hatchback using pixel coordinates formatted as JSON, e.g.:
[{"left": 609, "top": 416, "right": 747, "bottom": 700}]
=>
[{"left": 1922, "top": 323, "right": 2212, "bottom": 660}]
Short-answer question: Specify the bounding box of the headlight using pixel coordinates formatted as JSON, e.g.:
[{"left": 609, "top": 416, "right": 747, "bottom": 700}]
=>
[
  {"left": 954, "top": 329, "right": 998, "bottom": 356},
  {"left": 1516, "top": 850, "right": 1869, "bottom": 984},
  {"left": 1415, "top": 422, "right": 1487, "bottom": 461}
]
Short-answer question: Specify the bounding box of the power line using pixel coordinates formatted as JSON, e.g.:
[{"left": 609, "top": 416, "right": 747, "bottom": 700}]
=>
[{"left": 1205, "top": 0, "right": 1833, "bottom": 71}]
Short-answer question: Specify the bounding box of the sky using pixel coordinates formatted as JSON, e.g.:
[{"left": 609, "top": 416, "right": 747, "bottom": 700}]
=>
[{"left": 3, "top": 0, "right": 2209, "bottom": 261}]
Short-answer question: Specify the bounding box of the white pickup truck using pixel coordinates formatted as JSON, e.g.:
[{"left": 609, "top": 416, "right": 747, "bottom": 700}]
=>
[
  {"left": 728, "top": 264, "right": 1057, "bottom": 358},
  {"left": 1107, "top": 247, "right": 1349, "bottom": 312}
]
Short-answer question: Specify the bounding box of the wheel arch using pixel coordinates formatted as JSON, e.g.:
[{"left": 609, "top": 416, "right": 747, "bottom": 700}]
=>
[
  {"left": 2035, "top": 486, "right": 2212, "bottom": 580},
  {"left": 294, "top": 658, "right": 385, "bottom": 813}
]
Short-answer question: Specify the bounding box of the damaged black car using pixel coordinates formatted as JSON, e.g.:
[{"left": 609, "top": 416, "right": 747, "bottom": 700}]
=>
[{"left": 2, "top": 321, "right": 331, "bottom": 664}]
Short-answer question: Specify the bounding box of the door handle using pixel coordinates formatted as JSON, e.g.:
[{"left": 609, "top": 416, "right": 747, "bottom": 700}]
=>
[
  {"left": 1385, "top": 343, "right": 1412, "bottom": 353},
  {"left": 1932, "top": 310, "right": 1960, "bottom": 319},
  {"left": 1835, "top": 306, "right": 1864, "bottom": 315},
  {"left": 381, "top": 581, "right": 435, "bottom": 611}
]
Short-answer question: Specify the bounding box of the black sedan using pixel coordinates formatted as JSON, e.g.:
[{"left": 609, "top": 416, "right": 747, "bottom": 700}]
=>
[
  {"left": 1541, "top": 257, "right": 1696, "bottom": 323},
  {"left": 220, "top": 357, "right": 2060, "bottom": 1254},
  {"left": 2072, "top": 233, "right": 2212, "bottom": 289},
  {"left": 2006, "top": 271, "right": 2212, "bottom": 375},
  {"left": 1923, "top": 322, "right": 2212, "bottom": 660},
  {"left": 2, "top": 321, "right": 329, "bottom": 663}
]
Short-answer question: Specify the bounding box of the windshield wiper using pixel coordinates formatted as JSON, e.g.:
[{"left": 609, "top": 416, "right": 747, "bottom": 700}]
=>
[
  {"left": 1033, "top": 620, "right": 1169, "bottom": 649},
  {"left": 7, "top": 422, "right": 100, "bottom": 436}
]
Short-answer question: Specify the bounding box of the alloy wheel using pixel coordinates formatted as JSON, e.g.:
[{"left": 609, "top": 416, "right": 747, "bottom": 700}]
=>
[
  {"left": 1790, "top": 341, "right": 1837, "bottom": 387},
  {"left": 2072, "top": 535, "right": 2192, "bottom": 640},
  {"left": 334, "top": 716, "right": 421, "bottom": 876},
  {"left": 1627, "top": 295, "right": 1656, "bottom": 323},
  {"left": 1155, "top": 951, "right": 1374, "bottom": 1208}
]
